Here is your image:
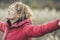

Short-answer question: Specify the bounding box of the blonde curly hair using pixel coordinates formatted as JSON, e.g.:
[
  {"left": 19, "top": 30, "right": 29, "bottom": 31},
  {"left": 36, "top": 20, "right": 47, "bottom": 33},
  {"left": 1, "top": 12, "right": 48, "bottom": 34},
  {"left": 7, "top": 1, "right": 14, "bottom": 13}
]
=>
[{"left": 8, "top": 2, "right": 33, "bottom": 20}]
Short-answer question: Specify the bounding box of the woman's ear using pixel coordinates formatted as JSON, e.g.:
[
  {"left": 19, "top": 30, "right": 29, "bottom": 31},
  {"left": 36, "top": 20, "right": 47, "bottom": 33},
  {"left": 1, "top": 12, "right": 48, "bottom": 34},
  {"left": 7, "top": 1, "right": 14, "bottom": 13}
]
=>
[{"left": 15, "top": 14, "right": 22, "bottom": 19}]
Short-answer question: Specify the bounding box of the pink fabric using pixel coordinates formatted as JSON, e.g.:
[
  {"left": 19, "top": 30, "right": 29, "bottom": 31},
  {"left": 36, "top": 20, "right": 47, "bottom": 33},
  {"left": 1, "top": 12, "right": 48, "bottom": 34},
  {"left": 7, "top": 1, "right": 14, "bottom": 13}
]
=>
[{"left": 0, "top": 19, "right": 59, "bottom": 40}]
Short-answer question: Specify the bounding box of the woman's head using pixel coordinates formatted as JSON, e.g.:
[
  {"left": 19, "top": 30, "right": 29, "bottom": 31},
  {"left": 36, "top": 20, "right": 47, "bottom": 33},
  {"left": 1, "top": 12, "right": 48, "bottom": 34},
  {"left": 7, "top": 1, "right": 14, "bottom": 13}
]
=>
[{"left": 6, "top": 2, "right": 33, "bottom": 20}]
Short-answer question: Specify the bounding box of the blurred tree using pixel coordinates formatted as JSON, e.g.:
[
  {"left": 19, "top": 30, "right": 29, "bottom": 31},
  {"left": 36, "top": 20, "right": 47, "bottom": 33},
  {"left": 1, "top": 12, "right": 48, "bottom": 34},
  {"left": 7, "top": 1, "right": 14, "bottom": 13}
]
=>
[
  {"left": 0, "top": 0, "right": 18, "bottom": 3},
  {"left": 18, "top": 0, "right": 31, "bottom": 5},
  {"left": 47, "top": 0, "right": 55, "bottom": 10},
  {"left": 53, "top": 0, "right": 60, "bottom": 11},
  {"left": 53, "top": 0, "right": 60, "bottom": 3}
]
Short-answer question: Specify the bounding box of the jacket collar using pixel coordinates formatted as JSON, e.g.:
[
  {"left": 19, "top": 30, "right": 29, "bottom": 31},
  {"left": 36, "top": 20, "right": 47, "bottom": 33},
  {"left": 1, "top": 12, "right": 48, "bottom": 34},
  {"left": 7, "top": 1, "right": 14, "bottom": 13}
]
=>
[{"left": 7, "top": 18, "right": 32, "bottom": 28}]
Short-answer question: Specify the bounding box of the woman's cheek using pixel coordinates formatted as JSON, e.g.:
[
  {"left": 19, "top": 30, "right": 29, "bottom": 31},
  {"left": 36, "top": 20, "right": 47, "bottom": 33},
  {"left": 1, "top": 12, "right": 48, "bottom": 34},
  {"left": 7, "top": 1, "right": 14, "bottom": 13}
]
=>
[{"left": 6, "top": 15, "right": 15, "bottom": 19}]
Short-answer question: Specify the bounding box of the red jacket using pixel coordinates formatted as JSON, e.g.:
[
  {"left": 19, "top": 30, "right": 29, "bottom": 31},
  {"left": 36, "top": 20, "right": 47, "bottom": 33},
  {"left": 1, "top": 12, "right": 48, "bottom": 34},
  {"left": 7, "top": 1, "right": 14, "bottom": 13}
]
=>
[{"left": 0, "top": 19, "right": 59, "bottom": 40}]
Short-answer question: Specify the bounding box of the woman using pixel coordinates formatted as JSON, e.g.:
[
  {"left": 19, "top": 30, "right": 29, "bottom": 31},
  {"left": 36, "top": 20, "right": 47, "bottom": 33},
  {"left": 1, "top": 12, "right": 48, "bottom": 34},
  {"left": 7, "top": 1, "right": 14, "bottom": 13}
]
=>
[{"left": 0, "top": 2, "right": 60, "bottom": 40}]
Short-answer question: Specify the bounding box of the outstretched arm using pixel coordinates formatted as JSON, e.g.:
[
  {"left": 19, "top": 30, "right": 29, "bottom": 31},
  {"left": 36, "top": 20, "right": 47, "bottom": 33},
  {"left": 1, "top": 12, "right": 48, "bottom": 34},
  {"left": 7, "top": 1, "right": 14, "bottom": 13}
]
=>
[
  {"left": 25, "top": 20, "right": 60, "bottom": 37},
  {"left": 0, "top": 21, "right": 7, "bottom": 32}
]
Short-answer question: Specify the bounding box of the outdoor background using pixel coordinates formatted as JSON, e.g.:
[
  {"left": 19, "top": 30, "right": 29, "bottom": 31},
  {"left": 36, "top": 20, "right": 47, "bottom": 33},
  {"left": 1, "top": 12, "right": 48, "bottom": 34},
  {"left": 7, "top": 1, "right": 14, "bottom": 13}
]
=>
[{"left": 0, "top": 0, "right": 60, "bottom": 40}]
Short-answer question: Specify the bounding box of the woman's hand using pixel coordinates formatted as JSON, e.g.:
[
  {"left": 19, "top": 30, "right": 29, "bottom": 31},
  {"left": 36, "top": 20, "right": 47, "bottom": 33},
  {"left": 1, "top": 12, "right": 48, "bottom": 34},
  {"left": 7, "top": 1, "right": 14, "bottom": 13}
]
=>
[{"left": 58, "top": 20, "right": 60, "bottom": 26}]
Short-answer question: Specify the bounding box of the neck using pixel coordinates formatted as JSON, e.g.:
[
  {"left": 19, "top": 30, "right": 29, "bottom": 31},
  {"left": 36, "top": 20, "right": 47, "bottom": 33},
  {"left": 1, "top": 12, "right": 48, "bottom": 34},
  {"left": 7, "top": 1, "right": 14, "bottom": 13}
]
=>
[
  {"left": 7, "top": 18, "right": 26, "bottom": 25},
  {"left": 10, "top": 19, "right": 18, "bottom": 24}
]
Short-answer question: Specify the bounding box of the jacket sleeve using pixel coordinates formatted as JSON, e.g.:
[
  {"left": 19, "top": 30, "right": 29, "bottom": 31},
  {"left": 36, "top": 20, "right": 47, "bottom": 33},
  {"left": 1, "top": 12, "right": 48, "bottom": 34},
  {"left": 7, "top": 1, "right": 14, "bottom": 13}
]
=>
[
  {"left": 26, "top": 20, "right": 59, "bottom": 37},
  {"left": 0, "top": 21, "right": 7, "bottom": 32}
]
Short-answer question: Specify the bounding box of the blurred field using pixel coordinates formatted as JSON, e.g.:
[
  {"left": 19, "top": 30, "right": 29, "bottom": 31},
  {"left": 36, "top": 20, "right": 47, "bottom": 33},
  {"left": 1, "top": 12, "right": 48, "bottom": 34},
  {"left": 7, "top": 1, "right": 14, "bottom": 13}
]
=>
[{"left": 32, "top": 8, "right": 60, "bottom": 40}]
